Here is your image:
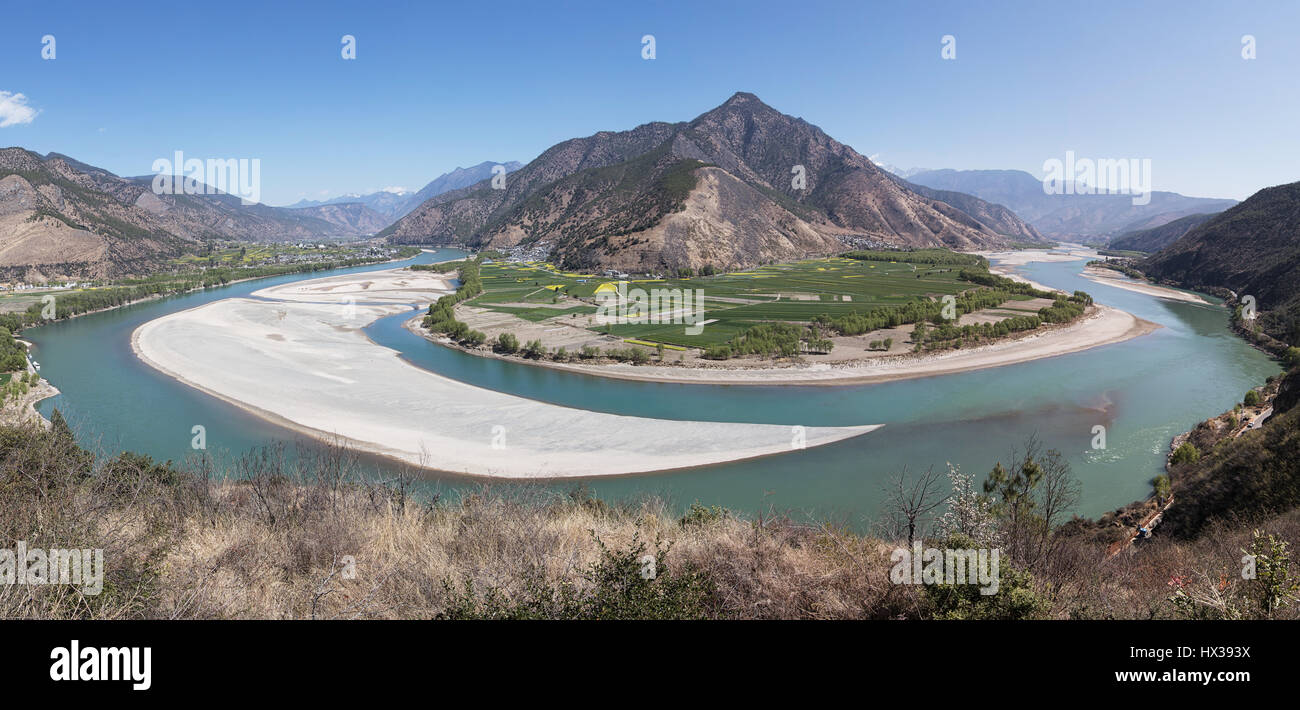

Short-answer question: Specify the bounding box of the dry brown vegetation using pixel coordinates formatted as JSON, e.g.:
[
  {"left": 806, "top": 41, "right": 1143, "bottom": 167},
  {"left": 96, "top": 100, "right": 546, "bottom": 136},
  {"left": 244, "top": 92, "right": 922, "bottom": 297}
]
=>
[{"left": 2, "top": 419, "right": 1298, "bottom": 620}]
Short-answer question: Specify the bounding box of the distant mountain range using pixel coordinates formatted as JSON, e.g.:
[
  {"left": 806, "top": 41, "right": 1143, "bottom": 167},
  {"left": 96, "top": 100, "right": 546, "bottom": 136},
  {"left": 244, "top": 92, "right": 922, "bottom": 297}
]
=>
[
  {"left": 906, "top": 169, "right": 1237, "bottom": 242},
  {"left": 286, "top": 161, "right": 523, "bottom": 220},
  {"left": 1108, "top": 213, "right": 1215, "bottom": 253},
  {"left": 0, "top": 148, "right": 385, "bottom": 278},
  {"left": 883, "top": 173, "right": 1043, "bottom": 242},
  {"left": 383, "top": 93, "right": 1038, "bottom": 271},
  {"left": 1142, "top": 181, "right": 1300, "bottom": 345},
  {"left": 0, "top": 148, "right": 529, "bottom": 279},
  {"left": 286, "top": 189, "right": 415, "bottom": 219}
]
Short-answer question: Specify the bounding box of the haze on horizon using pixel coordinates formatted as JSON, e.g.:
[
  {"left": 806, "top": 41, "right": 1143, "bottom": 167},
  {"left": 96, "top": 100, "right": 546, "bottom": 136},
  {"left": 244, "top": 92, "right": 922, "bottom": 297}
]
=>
[{"left": 1, "top": 0, "right": 1296, "bottom": 205}]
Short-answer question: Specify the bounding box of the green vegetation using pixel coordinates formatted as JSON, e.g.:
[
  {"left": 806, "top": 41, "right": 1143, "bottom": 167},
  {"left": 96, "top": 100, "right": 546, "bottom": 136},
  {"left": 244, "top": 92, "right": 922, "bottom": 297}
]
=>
[
  {"left": 451, "top": 250, "right": 1094, "bottom": 362},
  {"left": 1096, "top": 248, "right": 1147, "bottom": 258},
  {"left": 1170, "top": 441, "right": 1201, "bottom": 466},
  {"left": 842, "top": 248, "right": 987, "bottom": 267},
  {"left": 422, "top": 259, "right": 485, "bottom": 345},
  {"left": 13, "top": 249, "right": 418, "bottom": 326},
  {"left": 0, "top": 327, "right": 29, "bottom": 373},
  {"left": 1087, "top": 259, "right": 1145, "bottom": 280}
]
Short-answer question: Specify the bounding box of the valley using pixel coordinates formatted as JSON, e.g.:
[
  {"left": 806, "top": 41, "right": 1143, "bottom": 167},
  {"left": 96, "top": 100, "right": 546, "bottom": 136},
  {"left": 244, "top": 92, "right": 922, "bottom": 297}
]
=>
[{"left": 4, "top": 0, "right": 1299, "bottom": 635}]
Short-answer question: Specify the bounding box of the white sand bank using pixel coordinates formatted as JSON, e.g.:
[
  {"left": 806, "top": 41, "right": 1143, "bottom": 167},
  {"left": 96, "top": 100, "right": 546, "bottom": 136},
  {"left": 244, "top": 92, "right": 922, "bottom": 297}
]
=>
[
  {"left": 133, "top": 268, "right": 878, "bottom": 478},
  {"left": 1080, "top": 267, "right": 1210, "bottom": 304}
]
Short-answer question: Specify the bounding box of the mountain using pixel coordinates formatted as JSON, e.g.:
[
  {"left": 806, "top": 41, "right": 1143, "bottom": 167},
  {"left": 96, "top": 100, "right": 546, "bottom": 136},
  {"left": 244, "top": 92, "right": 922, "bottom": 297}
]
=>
[
  {"left": 908, "top": 169, "right": 1236, "bottom": 240},
  {"left": 285, "top": 202, "right": 390, "bottom": 235},
  {"left": 0, "top": 148, "right": 377, "bottom": 279},
  {"left": 287, "top": 162, "right": 523, "bottom": 221},
  {"left": 882, "top": 172, "right": 1044, "bottom": 242},
  {"left": 1142, "top": 181, "right": 1300, "bottom": 345},
  {"left": 1108, "top": 213, "right": 1215, "bottom": 253},
  {"left": 868, "top": 159, "right": 930, "bottom": 179},
  {"left": 382, "top": 93, "right": 1014, "bottom": 271},
  {"left": 401, "top": 161, "right": 522, "bottom": 215},
  {"left": 287, "top": 190, "right": 415, "bottom": 219}
]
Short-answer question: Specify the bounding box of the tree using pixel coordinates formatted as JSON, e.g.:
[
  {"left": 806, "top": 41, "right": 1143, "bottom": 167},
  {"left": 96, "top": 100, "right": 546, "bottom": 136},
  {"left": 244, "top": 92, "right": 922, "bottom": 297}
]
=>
[
  {"left": 1034, "top": 446, "right": 1081, "bottom": 562},
  {"left": 1170, "top": 441, "right": 1200, "bottom": 466},
  {"left": 1152, "top": 474, "right": 1171, "bottom": 504},
  {"left": 1244, "top": 389, "right": 1261, "bottom": 407},
  {"left": 982, "top": 436, "right": 1078, "bottom": 568},
  {"left": 494, "top": 333, "right": 519, "bottom": 354},
  {"left": 1244, "top": 530, "right": 1300, "bottom": 619},
  {"left": 933, "top": 463, "right": 999, "bottom": 546},
  {"left": 521, "top": 339, "right": 545, "bottom": 359},
  {"left": 50, "top": 407, "right": 75, "bottom": 442},
  {"left": 880, "top": 465, "right": 948, "bottom": 545}
]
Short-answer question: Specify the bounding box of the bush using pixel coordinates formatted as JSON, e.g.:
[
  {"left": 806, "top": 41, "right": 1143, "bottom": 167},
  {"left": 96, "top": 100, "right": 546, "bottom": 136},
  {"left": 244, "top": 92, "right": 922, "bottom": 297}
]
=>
[
  {"left": 494, "top": 333, "right": 519, "bottom": 354},
  {"left": 1152, "top": 474, "right": 1171, "bottom": 501},
  {"left": 1245, "top": 389, "right": 1262, "bottom": 407},
  {"left": 1170, "top": 441, "right": 1201, "bottom": 466},
  {"left": 921, "top": 534, "right": 1048, "bottom": 620},
  {"left": 702, "top": 345, "right": 732, "bottom": 360},
  {"left": 437, "top": 534, "right": 716, "bottom": 620},
  {"left": 521, "top": 339, "right": 545, "bottom": 359},
  {"left": 679, "top": 502, "right": 727, "bottom": 527}
]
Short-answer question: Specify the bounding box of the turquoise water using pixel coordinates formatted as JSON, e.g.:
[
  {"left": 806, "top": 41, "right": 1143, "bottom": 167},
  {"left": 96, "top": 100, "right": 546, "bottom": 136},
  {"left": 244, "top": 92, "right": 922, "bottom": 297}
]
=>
[{"left": 28, "top": 251, "right": 1280, "bottom": 525}]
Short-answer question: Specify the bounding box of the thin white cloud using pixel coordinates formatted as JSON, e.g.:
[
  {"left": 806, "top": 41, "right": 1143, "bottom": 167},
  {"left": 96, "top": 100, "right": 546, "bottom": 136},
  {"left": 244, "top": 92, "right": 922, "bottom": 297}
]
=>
[
  {"left": 381, "top": 186, "right": 409, "bottom": 194},
  {"left": 0, "top": 91, "right": 38, "bottom": 127}
]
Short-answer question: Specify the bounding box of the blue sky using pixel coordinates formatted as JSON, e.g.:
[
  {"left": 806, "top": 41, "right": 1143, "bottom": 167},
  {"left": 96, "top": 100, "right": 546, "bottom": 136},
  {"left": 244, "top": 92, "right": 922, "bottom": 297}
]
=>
[{"left": 2, "top": 0, "right": 1296, "bottom": 205}]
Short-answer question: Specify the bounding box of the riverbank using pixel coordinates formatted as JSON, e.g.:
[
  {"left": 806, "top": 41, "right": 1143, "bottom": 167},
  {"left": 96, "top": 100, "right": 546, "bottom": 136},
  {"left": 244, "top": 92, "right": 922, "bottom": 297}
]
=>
[
  {"left": 0, "top": 377, "right": 58, "bottom": 428},
  {"left": 131, "top": 268, "right": 880, "bottom": 478},
  {"left": 415, "top": 245, "right": 1155, "bottom": 385},
  {"left": 975, "top": 246, "right": 1094, "bottom": 293},
  {"left": 409, "top": 303, "right": 1157, "bottom": 385},
  {"left": 1080, "top": 266, "right": 1211, "bottom": 304},
  {"left": 12, "top": 251, "right": 421, "bottom": 332}
]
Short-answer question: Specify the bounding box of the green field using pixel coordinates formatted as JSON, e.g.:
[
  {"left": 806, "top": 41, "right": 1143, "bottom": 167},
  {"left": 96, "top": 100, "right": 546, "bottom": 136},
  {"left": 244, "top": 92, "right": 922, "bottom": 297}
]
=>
[{"left": 466, "top": 254, "right": 998, "bottom": 348}]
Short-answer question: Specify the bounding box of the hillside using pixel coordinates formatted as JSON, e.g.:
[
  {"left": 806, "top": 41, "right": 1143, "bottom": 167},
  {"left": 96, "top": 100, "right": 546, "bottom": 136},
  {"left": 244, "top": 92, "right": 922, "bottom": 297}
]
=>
[
  {"left": 0, "top": 148, "right": 381, "bottom": 279},
  {"left": 1108, "top": 212, "right": 1215, "bottom": 252},
  {"left": 1160, "top": 368, "right": 1300, "bottom": 538},
  {"left": 383, "top": 93, "right": 1014, "bottom": 271},
  {"left": 885, "top": 173, "right": 1044, "bottom": 242},
  {"left": 908, "top": 168, "right": 1235, "bottom": 240},
  {"left": 1142, "top": 181, "right": 1300, "bottom": 345},
  {"left": 285, "top": 202, "right": 390, "bottom": 234}
]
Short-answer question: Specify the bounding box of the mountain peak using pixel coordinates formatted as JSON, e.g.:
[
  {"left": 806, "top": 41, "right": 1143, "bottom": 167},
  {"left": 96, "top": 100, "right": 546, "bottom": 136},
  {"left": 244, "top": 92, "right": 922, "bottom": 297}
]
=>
[{"left": 724, "top": 91, "right": 762, "bottom": 105}]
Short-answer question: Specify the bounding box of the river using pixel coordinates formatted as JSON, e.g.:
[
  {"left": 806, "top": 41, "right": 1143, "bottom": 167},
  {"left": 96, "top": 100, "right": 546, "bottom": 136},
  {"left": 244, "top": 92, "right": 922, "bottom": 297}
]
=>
[{"left": 27, "top": 248, "right": 1280, "bottom": 526}]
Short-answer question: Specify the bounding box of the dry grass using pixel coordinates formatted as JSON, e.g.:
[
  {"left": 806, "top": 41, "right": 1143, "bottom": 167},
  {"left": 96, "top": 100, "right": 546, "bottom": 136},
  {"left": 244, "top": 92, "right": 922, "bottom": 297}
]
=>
[{"left": 2, "top": 421, "right": 1297, "bottom": 620}]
